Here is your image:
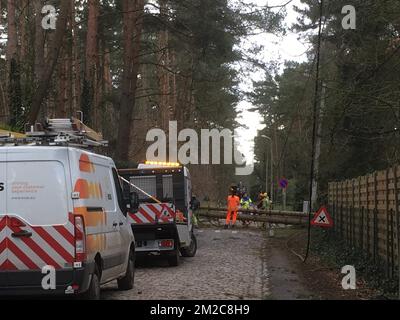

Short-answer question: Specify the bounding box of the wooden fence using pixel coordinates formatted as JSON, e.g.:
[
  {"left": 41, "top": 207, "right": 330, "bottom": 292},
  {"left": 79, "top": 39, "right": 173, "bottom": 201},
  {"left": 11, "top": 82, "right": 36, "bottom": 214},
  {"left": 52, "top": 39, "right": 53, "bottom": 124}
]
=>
[{"left": 328, "top": 165, "right": 400, "bottom": 278}]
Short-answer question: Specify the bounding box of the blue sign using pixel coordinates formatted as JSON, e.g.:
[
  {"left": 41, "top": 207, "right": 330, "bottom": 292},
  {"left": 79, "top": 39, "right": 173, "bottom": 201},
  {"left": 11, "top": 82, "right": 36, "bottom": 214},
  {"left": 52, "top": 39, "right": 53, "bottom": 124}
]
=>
[{"left": 279, "top": 178, "right": 289, "bottom": 189}]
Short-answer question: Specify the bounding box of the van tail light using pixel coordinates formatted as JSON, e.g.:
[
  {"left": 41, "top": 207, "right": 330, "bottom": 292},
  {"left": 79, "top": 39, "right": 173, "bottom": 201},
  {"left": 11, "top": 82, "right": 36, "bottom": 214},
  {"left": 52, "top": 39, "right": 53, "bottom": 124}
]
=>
[{"left": 74, "top": 215, "right": 86, "bottom": 263}]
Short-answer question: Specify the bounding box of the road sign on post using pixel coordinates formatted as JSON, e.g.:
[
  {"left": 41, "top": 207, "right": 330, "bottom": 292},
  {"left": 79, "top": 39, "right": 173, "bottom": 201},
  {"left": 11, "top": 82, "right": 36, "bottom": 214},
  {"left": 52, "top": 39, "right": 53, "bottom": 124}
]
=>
[
  {"left": 279, "top": 178, "right": 289, "bottom": 189},
  {"left": 311, "top": 206, "right": 333, "bottom": 228},
  {"left": 278, "top": 178, "right": 289, "bottom": 210}
]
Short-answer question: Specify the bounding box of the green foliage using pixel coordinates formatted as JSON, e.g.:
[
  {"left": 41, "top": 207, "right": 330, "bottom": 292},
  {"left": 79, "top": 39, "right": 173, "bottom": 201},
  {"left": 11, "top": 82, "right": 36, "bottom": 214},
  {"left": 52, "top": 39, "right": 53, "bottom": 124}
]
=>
[
  {"left": 251, "top": 0, "right": 400, "bottom": 207},
  {"left": 312, "top": 229, "right": 399, "bottom": 298}
]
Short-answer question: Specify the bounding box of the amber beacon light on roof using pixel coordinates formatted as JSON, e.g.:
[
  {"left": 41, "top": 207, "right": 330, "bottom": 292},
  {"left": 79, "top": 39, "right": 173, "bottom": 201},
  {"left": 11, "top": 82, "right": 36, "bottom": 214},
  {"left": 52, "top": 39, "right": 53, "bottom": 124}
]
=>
[{"left": 144, "top": 161, "right": 181, "bottom": 167}]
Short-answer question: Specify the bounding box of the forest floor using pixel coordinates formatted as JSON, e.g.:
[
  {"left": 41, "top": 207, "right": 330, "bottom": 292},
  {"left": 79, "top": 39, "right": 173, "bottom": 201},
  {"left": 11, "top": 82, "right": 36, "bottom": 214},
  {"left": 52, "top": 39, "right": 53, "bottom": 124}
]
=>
[{"left": 266, "top": 227, "right": 378, "bottom": 300}]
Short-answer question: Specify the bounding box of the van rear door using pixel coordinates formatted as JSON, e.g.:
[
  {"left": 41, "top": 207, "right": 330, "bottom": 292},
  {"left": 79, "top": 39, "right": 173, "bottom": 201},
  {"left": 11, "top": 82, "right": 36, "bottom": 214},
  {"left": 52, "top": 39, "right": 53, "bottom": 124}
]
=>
[
  {"left": 0, "top": 150, "right": 9, "bottom": 286},
  {"left": 6, "top": 151, "right": 75, "bottom": 287}
]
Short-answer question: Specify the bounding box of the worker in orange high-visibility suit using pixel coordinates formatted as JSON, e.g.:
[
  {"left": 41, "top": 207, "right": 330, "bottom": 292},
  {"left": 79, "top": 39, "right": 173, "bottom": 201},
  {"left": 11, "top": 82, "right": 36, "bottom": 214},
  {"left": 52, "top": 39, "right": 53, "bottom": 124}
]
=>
[{"left": 225, "top": 192, "right": 240, "bottom": 229}]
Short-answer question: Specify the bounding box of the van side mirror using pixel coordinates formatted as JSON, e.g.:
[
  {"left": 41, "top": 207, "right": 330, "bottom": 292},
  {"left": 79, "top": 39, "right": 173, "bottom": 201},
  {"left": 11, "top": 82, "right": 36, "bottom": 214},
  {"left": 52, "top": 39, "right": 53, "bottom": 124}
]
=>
[
  {"left": 129, "top": 192, "right": 140, "bottom": 211},
  {"left": 123, "top": 189, "right": 139, "bottom": 212}
]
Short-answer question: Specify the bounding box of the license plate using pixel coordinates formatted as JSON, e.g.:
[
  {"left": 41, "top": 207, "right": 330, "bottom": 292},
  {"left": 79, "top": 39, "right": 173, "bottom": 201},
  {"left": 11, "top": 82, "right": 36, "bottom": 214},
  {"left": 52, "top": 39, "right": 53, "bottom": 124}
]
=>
[{"left": 137, "top": 241, "right": 147, "bottom": 247}]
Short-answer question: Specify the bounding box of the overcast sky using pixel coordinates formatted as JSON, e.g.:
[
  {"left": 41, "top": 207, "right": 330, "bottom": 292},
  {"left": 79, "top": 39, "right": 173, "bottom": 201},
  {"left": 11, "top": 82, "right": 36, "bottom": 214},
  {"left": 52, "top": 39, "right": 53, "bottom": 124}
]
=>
[{"left": 235, "top": 0, "right": 309, "bottom": 165}]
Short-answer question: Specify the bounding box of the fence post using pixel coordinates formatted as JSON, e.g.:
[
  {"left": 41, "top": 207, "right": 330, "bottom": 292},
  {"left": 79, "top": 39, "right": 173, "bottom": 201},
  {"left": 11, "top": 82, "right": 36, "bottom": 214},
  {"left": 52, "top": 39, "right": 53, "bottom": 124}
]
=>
[
  {"left": 366, "top": 174, "right": 370, "bottom": 257},
  {"left": 367, "top": 208, "right": 370, "bottom": 259},
  {"left": 353, "top": 206, "right": 356, "bottom": 248},
  {"left": 352, "top": 179, "right": 356, "bottom": 248},
  {"left": 347, "top": 180, "right": 350, "bottom": 245},
  {"left": 374, "top": 207, "right": 378, "bottom": 264},
  {"left": 348, "top": 206, "right": 351, "bottom": 247},
  {"left": 332, "top": 202, "right": 336, "bottom": 235},
  {"left": 340, "top": 204, "right": 343, "bottom": 239},
  {"left": 387, "top": 207, "right": 390, "bottom": 278},
  {"left": 351, "top": 206, "right": 355, "bottom": 248},
  {"left": 358, "top": 177, "right": 362, "bottom": 248},
  {"left": 373, "top": 172, "right": 378, "bottom": 264},
  {"left": 386, "top": 168, "right": 391, "bottom": 278},
  {"left": 391, "top": 209, "right": 395, "bottom": 278},
  {"left": 393, "top": 165, "right": 400, "bottom": 299},
  {"left": 360, "top": 206, "right": 364, "bottom": 251},
  {"left": 336, "top": 182, "right": 340, "bottom": 237}
]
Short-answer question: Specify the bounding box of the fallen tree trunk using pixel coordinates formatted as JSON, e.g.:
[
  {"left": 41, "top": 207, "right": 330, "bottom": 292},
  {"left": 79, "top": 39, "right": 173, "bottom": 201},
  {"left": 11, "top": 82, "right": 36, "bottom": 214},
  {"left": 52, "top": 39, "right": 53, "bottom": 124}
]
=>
[
  {"left": 197, "top": 210, "right": 309, "bottom": 226},
  {"left": 199, "top": 207, "right": 309, "bottom": 218}
]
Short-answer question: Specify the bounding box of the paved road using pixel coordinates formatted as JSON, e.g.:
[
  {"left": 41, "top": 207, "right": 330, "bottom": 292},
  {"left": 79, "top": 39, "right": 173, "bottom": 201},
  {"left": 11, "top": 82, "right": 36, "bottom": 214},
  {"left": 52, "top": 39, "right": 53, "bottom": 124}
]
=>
[{"left": 102, "top": 227, "right": 270, "bottom": 300}]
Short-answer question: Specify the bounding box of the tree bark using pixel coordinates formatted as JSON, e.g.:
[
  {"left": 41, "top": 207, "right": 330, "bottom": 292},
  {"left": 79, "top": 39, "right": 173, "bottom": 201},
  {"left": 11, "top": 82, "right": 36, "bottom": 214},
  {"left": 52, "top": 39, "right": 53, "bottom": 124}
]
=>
[
  {"left": 27, "top": 0, "right": 71, "bottom": 124},
  {"left": 6, "top": 0, "right": 21, "bottom": 127},
  {"left": 85, "top": 0, "right": 98, "bottom": 79},
  {"left": 82, "top": 0, "right": 99, "bottom": 126},
  {"left": 157, "top": 0, "right": 171, "bottom": 132},
  {"left": 71, "top": 1, "right": 81, "bottom": 114},
  {"left": 6, "top": 0, "right": 18, "bottom": 62},
  {"left": 19, "top": 0, "right": 29, "bottom": 62},
  {"left": 115, "top": 0, "right": 145, "bottom": 161},
  {"left": 57, "top": 49, "right": 68, "bottom": 118},
  {"left": 0, "top": 1, "right": 6, "bottom": 121},
  {"left": 34, "top": 0, "right": 45, "bottom": 81}
]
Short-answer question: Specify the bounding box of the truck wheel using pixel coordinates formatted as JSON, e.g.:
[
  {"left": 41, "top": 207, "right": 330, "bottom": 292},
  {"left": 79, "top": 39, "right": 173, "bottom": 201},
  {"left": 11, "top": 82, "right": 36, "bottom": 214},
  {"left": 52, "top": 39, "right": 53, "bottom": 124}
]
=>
[
  {"left": 167, "top": 248, "right": 180, "bottom": 267},
  {"left": 82, "top": 269, "right": 101, "bottom": 300},
  {"left": 118, "top": 251, "right": 135, "bottom": 291},
  {"left": 180, "top": 232, "right": 197, "bottom": 258}
]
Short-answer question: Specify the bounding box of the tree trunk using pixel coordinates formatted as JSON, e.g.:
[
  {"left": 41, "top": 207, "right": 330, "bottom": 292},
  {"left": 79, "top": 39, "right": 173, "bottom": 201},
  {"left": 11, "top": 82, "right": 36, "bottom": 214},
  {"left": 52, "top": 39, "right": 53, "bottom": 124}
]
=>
[
  {"left": 34, "top": 0, "right": 45, "bottom": 81},
  {"left": 82, "top": 0, "right": 99, "bottom": 126},
  {"left": 157, "top": 0, "right": 171, "bottom": 131},
  {"left": 27, "top": 1, "right": 71, "bottom": 124},
  {"left": 6, "top": 0, "right": 18, "bottom": 62},
  {"left": 170, "top": 49, "right": 177, "bottom": 121},
  {"left": 0, "top": 0, "right": 6, "bottom": 121},
  {"left": 71, "top": 1, "right": 81, "bottom": 114},
  {"left": 6, "top": 0, "right": 21, "bottom": 128},
  {"left": 57, "top": 49, "right": 67, "bottom": 118},
  {"left": 115, "top": 0, "right": 145, "bottom": 161},
  {"left": 19, "top": 0, "right": 29, "bottom": 62}
]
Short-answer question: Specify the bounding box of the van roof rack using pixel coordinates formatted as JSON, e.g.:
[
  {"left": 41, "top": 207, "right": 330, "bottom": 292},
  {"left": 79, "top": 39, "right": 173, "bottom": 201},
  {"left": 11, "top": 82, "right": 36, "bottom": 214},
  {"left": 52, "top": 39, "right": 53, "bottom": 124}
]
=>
[
  {"left": 0, "top": 117, "right": 108, "bottom": 148},
  {"left": 0, "top": 129, "right": 26, "bottom": 139}
]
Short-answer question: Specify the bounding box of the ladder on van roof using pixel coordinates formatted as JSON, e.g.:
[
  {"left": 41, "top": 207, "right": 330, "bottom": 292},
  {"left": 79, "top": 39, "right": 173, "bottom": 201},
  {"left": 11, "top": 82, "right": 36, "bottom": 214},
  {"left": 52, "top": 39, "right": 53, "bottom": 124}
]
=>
[{"left": 0, "top": 117, "right": 108, "bottom": 148}]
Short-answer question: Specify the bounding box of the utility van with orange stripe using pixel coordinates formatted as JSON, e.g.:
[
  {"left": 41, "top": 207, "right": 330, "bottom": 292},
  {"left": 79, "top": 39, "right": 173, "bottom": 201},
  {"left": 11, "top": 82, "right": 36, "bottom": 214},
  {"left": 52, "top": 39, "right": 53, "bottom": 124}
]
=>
[{"left": 0, "top": 120, "right": 135, "bottom": 299}]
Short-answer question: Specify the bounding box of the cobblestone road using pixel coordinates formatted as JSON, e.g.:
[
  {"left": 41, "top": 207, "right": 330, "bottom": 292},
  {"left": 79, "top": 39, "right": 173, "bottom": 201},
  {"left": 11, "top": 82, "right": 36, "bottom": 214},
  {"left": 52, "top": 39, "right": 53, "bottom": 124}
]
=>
[{"left": 102, "top": 227, "right": 270, "bottom": 300}]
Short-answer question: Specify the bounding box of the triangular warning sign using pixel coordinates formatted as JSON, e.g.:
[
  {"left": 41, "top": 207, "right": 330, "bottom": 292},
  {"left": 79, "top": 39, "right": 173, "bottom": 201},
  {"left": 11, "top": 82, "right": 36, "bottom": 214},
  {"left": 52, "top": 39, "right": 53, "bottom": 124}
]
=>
[{"left": 311, "top": 206, "right": 333, "bottom": 228}]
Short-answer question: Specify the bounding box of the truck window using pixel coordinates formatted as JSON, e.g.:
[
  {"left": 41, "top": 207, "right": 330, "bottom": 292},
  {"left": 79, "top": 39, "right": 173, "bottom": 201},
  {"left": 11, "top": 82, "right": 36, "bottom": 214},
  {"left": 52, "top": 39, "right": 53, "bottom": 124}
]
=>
[
  {"left": 162, "top": 175, "right": 173, "bottom": 200},
  {"left": 131, "top": 176, "right": 156, "bottom": 201}
]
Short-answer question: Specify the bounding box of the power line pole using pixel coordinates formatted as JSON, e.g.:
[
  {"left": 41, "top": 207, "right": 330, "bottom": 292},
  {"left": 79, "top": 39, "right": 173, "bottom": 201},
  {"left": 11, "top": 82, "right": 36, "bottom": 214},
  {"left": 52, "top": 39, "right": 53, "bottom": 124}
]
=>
[
  {"left": 265, "top": 152, "right": 269, "bottom": 195},
  {"left": 270, "top": 138, "right": 274, "bottom": 204},
  {"left": 304, "top": 0, "right": 324, "bottom": 262},
  {"left": 311, "top": 83, "right": 326, "bottom": 210},
  {"left": 261, "top": 134, "right": 274, "bottom": 203}
]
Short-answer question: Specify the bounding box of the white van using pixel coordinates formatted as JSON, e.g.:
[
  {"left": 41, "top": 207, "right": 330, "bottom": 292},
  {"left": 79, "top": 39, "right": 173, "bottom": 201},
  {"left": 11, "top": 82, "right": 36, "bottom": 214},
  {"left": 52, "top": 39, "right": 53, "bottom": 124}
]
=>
[{"left": 0, "top": 146, "right": 135, "bottom": 299}]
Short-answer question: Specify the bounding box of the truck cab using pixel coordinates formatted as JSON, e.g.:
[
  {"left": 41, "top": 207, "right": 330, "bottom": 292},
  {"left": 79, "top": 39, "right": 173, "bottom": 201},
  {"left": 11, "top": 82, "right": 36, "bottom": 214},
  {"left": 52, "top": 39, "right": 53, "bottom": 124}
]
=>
[{"left": 119, "top": 162, "right": 197, "bottom": 266}]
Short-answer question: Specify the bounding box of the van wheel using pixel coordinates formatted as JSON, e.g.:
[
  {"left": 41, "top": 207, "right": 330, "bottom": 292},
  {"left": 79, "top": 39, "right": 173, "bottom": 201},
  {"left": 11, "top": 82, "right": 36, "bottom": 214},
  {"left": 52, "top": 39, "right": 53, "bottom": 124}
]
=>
[
  {"left": 180, "top": 232, "right": 197, "bottom": 258},
  {"left": 118, "top": 251, "right": 135, "bottom": 291},
  {"left": 167, "top": 248, "right": 180, "bottom": 267},
  {"left": 82, "top": 270, "right": 101, "bottom": 300}
]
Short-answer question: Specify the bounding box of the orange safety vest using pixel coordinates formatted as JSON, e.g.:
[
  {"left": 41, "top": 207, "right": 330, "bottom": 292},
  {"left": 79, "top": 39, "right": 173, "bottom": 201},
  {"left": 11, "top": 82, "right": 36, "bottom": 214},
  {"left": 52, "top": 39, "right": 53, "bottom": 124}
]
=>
[{"left": 227, "top": 195, "right": 240, "bottom": 210}]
